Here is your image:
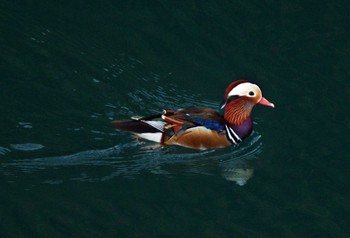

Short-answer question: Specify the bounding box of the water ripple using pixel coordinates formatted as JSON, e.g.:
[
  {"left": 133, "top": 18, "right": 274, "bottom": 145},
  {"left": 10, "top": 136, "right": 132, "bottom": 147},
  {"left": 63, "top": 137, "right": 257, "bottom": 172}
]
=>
[
  {"left": 0, "top": 146, "right": 11, "bottom": 155},
  {"left": 1, "top": 131, "right": 262, "bottom": 186},
  {"left": 10, "top": 143, "right": 45, "bottom": 151}
]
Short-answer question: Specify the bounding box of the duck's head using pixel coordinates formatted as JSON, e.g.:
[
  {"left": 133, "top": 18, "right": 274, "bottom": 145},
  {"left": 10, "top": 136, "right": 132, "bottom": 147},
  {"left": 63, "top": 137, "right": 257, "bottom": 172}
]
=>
[{"left": 220, "top": 80, "right": 274, "bottom": 125}]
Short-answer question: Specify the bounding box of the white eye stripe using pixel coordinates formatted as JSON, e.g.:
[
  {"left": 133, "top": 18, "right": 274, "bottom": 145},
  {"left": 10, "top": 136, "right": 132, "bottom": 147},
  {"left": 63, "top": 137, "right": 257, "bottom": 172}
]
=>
[{"left": 228, "top": 82, "right": 260, "bottom": 97}]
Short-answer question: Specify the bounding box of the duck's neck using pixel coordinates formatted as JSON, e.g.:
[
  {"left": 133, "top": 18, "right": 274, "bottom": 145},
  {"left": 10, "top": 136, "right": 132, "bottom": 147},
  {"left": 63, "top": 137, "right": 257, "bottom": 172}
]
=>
[
  {"left": 223, "top": 99, "right": 253, "bottom": 126},
  {"left": 223, "top": 100, "right": 254, "bottom": 140}
]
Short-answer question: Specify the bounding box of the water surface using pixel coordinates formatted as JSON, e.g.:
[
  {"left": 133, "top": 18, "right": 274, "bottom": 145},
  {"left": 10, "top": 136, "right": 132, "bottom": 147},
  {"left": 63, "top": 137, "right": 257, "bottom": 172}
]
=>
[{"left": 0, "top": 1, "right": 349, "bottom": 237}]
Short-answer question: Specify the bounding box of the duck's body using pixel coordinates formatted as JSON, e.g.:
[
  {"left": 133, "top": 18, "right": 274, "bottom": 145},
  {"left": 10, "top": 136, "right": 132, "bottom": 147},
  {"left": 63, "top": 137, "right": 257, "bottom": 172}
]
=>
[{"left": 112, "top": 80, "right": 274, "bottom": 150}]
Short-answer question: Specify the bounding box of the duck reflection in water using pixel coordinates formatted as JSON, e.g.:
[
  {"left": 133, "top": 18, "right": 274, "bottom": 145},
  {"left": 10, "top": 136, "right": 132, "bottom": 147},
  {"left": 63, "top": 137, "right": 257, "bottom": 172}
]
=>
[{"left": 220, "top": 157, "right": 255, "bottom": 186}]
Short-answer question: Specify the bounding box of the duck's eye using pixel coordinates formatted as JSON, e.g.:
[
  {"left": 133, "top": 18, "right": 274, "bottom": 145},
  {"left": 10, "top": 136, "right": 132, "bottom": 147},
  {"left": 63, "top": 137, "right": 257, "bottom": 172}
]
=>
[{"left": 248, "top": 91, "right": 255, "bottom": 96}]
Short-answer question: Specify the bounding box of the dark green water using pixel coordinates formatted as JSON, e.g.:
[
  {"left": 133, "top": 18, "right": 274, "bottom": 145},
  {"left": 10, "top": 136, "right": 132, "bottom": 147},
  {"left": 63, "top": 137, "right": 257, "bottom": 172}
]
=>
[{"left": 1, "top": 1, "right": 349, "bottom": 237}]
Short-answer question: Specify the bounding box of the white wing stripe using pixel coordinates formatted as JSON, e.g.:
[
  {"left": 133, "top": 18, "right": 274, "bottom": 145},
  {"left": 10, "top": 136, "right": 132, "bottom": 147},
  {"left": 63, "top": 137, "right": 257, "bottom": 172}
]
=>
[
  {"left": 225, "top": 125, "right": 237, "bottom": 144},
  {"left": 228, "top": 126, "right": 242, "bottom": 142},
  {"left": 142, "top": 120, "right": 166, "bottom": 132},
  {"left": 225, "top": 125, "right": 242, "bottom": 144}
]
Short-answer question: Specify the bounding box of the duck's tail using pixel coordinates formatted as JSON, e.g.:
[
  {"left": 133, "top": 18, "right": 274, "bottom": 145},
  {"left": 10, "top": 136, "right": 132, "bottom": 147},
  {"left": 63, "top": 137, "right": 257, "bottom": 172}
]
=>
[{"left": 112, "top": 114, "right": 166, "bottom": 143}]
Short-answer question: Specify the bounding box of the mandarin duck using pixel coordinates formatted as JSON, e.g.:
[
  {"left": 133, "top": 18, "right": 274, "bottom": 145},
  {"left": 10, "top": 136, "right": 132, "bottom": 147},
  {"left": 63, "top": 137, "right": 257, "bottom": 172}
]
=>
[{"left": 112, "top": 80, "right": 274, "bottom": 150}]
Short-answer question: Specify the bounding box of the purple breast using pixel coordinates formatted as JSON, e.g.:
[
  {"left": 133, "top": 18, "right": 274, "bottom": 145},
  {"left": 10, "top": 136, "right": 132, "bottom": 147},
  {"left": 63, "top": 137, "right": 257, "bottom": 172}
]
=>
[{"left": 232, "top": 118, "right": 253, "bottom": 140}]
